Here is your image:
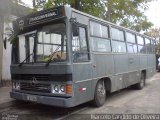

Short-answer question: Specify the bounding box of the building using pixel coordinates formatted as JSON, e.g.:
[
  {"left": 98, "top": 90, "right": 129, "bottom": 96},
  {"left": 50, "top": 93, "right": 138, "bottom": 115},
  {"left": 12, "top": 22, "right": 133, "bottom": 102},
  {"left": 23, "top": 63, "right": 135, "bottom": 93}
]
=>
[{"left": 0, "top": 0, "right": 29, "bottom": 86}]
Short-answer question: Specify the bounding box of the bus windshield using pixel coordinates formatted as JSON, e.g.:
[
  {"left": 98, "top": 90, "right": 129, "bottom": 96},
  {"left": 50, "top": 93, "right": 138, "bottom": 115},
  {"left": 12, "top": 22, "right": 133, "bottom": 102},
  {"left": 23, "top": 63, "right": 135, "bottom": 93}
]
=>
[{"left": 18, "top": 22, "right": 67, "bottom": 64}]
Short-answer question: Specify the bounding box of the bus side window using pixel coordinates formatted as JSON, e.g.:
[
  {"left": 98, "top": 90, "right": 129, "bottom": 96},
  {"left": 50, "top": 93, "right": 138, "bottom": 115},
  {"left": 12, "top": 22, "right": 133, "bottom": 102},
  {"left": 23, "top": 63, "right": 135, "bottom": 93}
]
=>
[{"left": 72, "top": 26, "right": 90, "bottom": 62}]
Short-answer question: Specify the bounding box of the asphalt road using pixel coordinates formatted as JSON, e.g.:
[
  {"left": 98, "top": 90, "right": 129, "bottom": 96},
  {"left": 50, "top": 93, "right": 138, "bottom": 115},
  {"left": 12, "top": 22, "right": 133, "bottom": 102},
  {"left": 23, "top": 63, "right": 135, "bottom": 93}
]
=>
[{"left": 0, "top": 73, "right": 160, "bottom": 120}]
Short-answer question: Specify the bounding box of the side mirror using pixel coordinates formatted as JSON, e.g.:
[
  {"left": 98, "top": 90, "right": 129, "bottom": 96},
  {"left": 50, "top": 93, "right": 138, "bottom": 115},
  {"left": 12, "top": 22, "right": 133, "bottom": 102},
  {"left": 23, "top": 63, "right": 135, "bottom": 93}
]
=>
[
  {"left": 3, "top": 37, "right": 7, "bottom": 49},
  {"left": 72, "top": 23, "right": 79, "bottom": 36}
]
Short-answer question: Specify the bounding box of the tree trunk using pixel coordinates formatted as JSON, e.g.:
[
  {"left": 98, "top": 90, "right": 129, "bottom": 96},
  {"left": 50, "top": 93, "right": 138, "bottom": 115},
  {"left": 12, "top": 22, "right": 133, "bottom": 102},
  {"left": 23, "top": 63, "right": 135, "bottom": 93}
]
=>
[
  {"left": 106, "top": 0, "right": 111, "bottom": 22},
  {"left": 71, "top": 0, "right": 81, "bottom": 10},
  {"left": 33, "top": 0, "right": 36, "bottom": 7}
]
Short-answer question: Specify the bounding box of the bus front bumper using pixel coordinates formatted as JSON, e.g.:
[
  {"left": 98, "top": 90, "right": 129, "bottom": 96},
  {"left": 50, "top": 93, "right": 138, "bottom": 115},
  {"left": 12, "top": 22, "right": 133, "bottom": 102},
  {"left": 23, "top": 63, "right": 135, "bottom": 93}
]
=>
[{"left": 10, "top": 91, "right": 74, "bottom": 107}]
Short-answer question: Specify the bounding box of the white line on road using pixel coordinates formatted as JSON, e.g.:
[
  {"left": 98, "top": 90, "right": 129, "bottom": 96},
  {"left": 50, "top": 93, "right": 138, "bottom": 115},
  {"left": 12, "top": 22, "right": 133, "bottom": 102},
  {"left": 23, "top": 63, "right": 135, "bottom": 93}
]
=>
[{"left": 148, "top": 78, "right": 159, "bottom": 82}]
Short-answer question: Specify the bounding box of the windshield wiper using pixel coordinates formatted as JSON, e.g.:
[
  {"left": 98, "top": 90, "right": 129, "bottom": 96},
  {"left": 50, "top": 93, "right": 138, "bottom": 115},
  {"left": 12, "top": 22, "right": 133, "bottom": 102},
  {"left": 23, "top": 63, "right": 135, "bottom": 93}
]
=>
[
  {"left": 19, "top": 53, "right": 33, "bottom": 67},
  {"left": 45, "top": 45, "right": 61, "bottom": 67}
]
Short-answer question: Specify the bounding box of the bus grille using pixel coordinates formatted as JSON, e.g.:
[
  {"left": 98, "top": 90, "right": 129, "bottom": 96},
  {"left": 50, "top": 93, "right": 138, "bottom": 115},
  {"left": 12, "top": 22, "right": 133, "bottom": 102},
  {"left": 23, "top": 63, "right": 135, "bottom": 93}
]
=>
[
  {"left": 12, "top": 74, "right": 72, "bottom": 82},
  {"left": 20, "top": 74, "right": 50, "bottom": 81},
  {"left": 20, "top": 82, "right": 51, "bottom": 93}
]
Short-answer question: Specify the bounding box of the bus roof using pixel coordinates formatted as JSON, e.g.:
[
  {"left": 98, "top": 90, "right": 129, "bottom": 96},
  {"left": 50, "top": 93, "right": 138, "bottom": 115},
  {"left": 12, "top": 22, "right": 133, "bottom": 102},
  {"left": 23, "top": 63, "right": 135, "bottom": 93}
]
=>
[
  {"left": 13, "top": 5, "right": 154, "bottom": 41},
  {"left": 70, "top": 6, "right": 154, "bottom": 40}
]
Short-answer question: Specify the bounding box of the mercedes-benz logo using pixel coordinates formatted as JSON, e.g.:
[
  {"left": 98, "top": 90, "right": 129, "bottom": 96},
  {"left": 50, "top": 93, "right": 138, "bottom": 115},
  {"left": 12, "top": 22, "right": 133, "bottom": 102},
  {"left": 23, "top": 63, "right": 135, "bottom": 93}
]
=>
[{"left": 31, "top": 77, "right": 37, "bottom": 86}]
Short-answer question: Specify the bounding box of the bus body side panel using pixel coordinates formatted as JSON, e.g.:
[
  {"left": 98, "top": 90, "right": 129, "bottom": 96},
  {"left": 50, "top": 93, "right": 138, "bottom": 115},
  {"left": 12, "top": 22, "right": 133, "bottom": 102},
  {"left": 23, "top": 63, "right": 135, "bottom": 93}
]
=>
[
  {"left": 112, "top": 54, "right": 129, "bottom": 91},
  {"left": 70, "top": 10, "right": 156, "bottom": 106},
  {"left": 71, "top": 12, "right": 93, "bottom": 105},
  {"left": 127, "top": 54, "right": 140, "bottom": 85},
  {"left": 139, "top": 55, "right": 148, "bottom": 70},
  {"left": 91, "top": 53, "right": 115, "bottom": 94},
  {"left": 72, "top": 63, "right": 93, "bottom": 105},
  {"left": 147, "top": 54, "right": 156, "bottom": 79},
  {"left": 92, "top": 54, "right": 114, "bottom": 78}
]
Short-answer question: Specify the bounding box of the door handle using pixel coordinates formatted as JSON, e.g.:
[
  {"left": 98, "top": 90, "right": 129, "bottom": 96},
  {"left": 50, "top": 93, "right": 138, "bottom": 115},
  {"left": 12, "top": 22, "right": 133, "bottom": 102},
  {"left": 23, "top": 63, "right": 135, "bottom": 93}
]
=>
[
  {"left": 129, "top": 58, "right": 134, "bottom": 64},
  {"left": 93, "top": 64, "right": 96, "bottom": 68}
]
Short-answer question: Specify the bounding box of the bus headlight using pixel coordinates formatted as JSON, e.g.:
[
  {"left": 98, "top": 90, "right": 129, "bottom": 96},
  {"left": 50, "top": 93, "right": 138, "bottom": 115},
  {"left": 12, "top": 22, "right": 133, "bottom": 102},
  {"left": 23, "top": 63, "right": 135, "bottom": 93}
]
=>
[
  {"left": 51, "top": 84, "right": 72, "bottom": 95},
  {"left": 60, "top": 85, "right": 65, "bottom": 92},
  {"left": 54, "top": 85, "right": 59, "bottom": 92},
  {"left": 13, "top": 82, "right": 20, "bottom": 90}
]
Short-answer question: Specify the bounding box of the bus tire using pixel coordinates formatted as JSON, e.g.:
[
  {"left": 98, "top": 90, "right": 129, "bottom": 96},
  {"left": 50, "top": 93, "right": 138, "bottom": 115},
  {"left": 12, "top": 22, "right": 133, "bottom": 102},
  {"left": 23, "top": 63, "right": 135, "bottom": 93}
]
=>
[
  {"left": 135, "top": 72, "right": 145, "bottom": 90},
  {"left": 92, "top": 80, "right": 106, "bottom": 107}
]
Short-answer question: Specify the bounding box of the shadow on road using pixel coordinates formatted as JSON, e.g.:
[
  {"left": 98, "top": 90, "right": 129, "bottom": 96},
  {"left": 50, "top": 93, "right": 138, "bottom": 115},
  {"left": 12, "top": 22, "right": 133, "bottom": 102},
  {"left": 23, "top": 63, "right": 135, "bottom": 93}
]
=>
[
  {"left": 0, "top": 99, "right": 90, "bottom": 120},
  {"left": 0, "top": 81, "right": 154, "bottom": 120}
]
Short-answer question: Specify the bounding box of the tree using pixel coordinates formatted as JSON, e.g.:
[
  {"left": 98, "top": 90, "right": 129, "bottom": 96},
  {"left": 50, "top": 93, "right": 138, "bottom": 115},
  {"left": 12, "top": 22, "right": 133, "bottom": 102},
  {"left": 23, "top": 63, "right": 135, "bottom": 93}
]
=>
[
  {"left": 32, "top": 0, "right": 154, "bottom": 32},
  {"left": 145, "top": 28, "right": 160, "bottom": 54},
  {"left": 145, "top": 28, "right": 160, "bottom": 40},
  {"left": 42, "top": 0, "right": 105, "bottom": 17},
  {"left": 104, "top": 0, "right": 153, "bottom": 32}
]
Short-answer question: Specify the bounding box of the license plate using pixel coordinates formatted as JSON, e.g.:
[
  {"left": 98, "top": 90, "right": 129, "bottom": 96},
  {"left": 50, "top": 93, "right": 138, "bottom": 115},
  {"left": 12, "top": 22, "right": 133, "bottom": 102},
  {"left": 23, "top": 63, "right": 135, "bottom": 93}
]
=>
[{"left": 26, "top": 95, "right": 37, "bottom": 102}]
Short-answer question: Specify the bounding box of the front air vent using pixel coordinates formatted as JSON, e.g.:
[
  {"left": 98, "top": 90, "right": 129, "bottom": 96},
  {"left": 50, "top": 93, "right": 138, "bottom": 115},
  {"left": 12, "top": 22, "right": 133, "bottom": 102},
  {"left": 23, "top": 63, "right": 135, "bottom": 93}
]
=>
[
  {"left": 20, "top": 82, "right": 51, "bottom": 93},
  {"left": 21, "top": 74, "right": 50, "bottom": 81},
  {"left": 12, "top": 74, "right": 72, "bottom": 82}
]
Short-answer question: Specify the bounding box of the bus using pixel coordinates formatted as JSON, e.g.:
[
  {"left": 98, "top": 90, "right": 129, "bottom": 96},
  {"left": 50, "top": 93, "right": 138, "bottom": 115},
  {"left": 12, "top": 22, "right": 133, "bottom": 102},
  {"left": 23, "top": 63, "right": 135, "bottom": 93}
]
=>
[{"left": 10, "top": 6, "right": 156, "bottom": 107}]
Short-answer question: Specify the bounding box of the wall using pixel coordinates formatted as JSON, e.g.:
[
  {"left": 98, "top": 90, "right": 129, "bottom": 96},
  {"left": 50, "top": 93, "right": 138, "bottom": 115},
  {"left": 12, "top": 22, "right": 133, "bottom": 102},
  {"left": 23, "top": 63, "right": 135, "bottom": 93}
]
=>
[
  {"left": 2, "top": 15, "right": 17, "bottom": 81},
  {"left": 0, "top": 0, "right": 29, "bottom": 86},
  {"left": 0, "top": 12, "right": 4, "bottom": 85}
]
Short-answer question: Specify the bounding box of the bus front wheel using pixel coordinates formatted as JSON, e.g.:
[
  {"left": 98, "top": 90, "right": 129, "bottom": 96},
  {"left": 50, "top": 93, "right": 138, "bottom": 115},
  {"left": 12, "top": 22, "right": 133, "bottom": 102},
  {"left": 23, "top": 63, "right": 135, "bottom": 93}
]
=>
[
  {"left": 92, "top": 80, "right": 106, "bottom": 107},
  {"left": 135, "top": 72, "right": 145, "bottom": 90}
]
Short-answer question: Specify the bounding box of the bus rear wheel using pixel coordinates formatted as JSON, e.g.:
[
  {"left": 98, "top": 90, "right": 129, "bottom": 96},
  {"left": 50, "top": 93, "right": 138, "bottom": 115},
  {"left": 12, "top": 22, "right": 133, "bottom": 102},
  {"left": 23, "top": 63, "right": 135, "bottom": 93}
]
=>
[
  {"left": 92, "top": 80, "right": 106, "bottom": 107},
  {"left": 135, "top": 72, "right": 145, "bottom": 90}
]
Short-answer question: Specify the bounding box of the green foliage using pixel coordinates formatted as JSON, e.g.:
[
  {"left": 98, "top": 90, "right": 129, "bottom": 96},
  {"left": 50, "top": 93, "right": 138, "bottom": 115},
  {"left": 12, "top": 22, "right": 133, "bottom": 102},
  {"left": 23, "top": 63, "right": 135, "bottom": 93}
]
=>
[
  {"left": 145, "top": 27, "right": 160, "bottom": 54},
  {"left": 8, "top": 34, "right": 17, "bottom": 44},
  {"left": 145, "top": 27, "right": 160, "bottom": 45},
  {"left": 29, "top": 7, "right": 38, "bottom": 13},
  {"left": 104, "top": 0, "right": 153, "bottom": 32},
  {"left": 44, "top": 0, "right": 54, "bottom": 9},
  {"left": 32, "top": 0, "right": 154, "bottom": 32}
]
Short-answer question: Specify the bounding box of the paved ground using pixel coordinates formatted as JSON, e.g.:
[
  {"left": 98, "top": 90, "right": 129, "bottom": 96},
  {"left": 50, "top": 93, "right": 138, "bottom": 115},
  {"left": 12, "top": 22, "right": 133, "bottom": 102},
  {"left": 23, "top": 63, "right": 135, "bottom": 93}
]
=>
[
  {"left": 0, "top": 73, "right": 160, "bottom": 120},
  {"left": 0, "top": 87, "right": 12, "bottom": 104}
]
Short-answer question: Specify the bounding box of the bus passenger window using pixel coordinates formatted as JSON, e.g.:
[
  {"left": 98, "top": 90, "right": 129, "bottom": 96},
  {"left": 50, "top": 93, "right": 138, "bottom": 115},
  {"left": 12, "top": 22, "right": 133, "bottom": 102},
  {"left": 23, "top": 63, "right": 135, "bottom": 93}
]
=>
[
  {"left": 127, "top": 43, "right": 137, "bottom": 53},
  {"left": 126, "top": 32, "right": 136, "bottom": 43},
  {"left": 111, "top": 28, "right": 125, "bottom": 41},
  {"left": 72, "top": 27, "right": 90, "bottom": 62},
  {"left": 112, "top": 41, "right": 126, "bottom": 53},
  {"left": 144, "top": 38, "right": 152, "bottom": 54},
  {"left": 137, "top": 36, "right": 144, "bottom": 45},
  {"left": 92, "top": 38, "right": 111, "bottom": 52},
  {"left": 138, "top": 45, "right": 145, "bottom": 54},
  {"left": 145, "top": 38, "right": 150, "bottom": 45}
]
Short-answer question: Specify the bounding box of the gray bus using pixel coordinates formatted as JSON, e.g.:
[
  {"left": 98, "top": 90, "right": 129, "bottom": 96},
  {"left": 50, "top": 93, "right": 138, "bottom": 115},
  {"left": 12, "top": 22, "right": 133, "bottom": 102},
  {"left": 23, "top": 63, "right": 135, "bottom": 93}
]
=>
[{"left": 10, "top": 6, "right": 156, "bottom": 107}]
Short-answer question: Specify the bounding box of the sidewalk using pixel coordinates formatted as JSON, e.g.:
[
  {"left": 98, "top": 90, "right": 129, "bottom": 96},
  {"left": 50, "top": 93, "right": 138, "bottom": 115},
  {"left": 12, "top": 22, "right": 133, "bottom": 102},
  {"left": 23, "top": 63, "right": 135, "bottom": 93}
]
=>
[
  {"left": 0, "top": 87, "right": 26, "bottom": 110},
  {"left": 0, "top": 86, "right": 13, "bottom": 105}
]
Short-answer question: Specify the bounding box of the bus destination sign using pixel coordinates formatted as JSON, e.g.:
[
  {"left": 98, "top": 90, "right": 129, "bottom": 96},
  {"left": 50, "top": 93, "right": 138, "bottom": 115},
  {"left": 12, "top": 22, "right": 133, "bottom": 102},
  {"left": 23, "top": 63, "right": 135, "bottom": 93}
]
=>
[
  {"left": 13, "top": 6, "right": 65, "bottom": 35},
  {"left": 28, "top": 9, "right": 58, "bottom": 25}
]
